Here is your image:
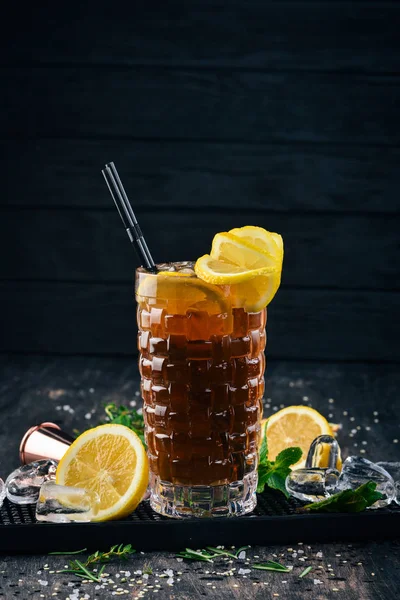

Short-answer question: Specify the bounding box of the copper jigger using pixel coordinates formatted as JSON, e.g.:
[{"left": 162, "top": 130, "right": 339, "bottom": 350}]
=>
[{"left": 19, "top": 422, "right": 74, "bottom": 465}]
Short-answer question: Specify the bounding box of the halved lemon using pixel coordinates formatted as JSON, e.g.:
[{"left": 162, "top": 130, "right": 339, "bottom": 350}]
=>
[
  {"left": 260, "top": 406, "right": 340, "bottom": 470},
  {"left": 56, "top": 424, "right": 149, "bottom": 521}
]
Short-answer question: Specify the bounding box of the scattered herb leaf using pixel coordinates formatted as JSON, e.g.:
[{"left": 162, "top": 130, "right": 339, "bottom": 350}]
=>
[
  {"left": 234, "top": 545, "right": 251, "bottom": 558},
  {"left": 206, "top": 546, "right": 237, "bottom": 560},
  {"left": 143, "top": 564, "right": 153, "bottom": 575},
  {"left": 176, "top": 548, "right": 215, "bottom": 563},
  {"left": 49, "top": 548, "right": 87, "bottom": 555},
  {"left": 298, "top": 482, "right": 383, "bottom": 513},
  {"left": 253, "top": 561, "right": 291, "bottom": 573},
  {"left": 257, "top": 425, "right": 302, "bottom": 497},
  {"left": 299, "top": 566, "right": 313, "bottom": 578}
]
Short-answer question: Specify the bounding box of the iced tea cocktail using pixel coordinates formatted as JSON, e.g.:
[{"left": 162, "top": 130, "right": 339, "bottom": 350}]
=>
[{"left": 136, "top": 262, "right": 266, "bottom": 517}]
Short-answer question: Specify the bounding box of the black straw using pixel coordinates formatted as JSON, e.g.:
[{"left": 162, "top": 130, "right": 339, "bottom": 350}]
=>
[{"left": 102, "top": 162, "right": 157, "bottom": 273}]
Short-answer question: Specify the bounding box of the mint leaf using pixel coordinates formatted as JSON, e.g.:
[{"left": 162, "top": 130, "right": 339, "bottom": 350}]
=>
[
  {"left": 257, "top": 436, "right": 303, "bottom": 497},
  {"left": 259, "top": 421, "right": 268, "bottom": 463},
  {"left": 264, "top": 470, "right": 290, "bottom": 496},
  {"left": 274, "top": 447, "right": 303, "bottom": 470},
  {"left": 256, "top": 463, "right": 272, "bottom": 494},
  {"left": 300, "top": 481, "right": 383, "bottom": 513}
]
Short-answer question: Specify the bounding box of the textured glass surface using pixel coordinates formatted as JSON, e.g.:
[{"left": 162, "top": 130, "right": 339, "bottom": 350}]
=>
[{"left": 136, "top": 266, "right": 266, "bottom": 517}]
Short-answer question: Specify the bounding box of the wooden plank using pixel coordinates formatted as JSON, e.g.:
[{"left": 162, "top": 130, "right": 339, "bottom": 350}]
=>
[
  {"left": 0, "top": 210, "right": 398, "bottom": 289},
  {"left": 0, "top": 356, "right": 399, "bottom": 590},
  {"left": 2, "top": 69, "right": 399, "bottom": 144},
  {"left": 1, "top": 139, "right": 399, "bottom": 213},
  {"left": 1, "top": 3, "right": 400, "bottom": 73},
  {"left": 1, "top": 282, "right": 398, "bottom": 360},
  {"left": 1, "top": 533, "right": 400, "bottom": 599}
]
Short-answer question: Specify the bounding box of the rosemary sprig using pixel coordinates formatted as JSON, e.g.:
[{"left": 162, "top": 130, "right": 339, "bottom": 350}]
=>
[
  {"left": 57, "top": 544, "right": 135, "bottom": 582},
  {"left": 299, "top": 566, "right": 313, "bottom": 578},
  {"left": 176, "top": 545, "right": 251, "bottom": 563}
]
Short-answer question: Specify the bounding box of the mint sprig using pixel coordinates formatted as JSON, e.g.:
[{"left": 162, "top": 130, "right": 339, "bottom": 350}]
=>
[
  {"left": 257, "top": 424, "right": 302, "bottom": 497},
  {"left": 299, "top": 481, "right": 383, "bottom": 513}
]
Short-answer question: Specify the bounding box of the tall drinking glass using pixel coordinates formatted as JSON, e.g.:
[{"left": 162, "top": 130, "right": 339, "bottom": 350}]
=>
[{"left": 136, "top": 262, "right": 266, "bottom": 517}]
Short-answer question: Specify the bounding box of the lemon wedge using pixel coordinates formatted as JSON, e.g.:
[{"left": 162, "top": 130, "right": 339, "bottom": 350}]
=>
[
  {"left": 260, "top": 406, "right": 341, "bottom": 470},
  {"left": 56, "top": 424, "right": 149, "bottom": 521}
]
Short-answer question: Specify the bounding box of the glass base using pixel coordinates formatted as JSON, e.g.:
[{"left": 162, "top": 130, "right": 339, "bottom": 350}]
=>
[{"left": 149, "top": 471, "right": 257, "bottom": 518}]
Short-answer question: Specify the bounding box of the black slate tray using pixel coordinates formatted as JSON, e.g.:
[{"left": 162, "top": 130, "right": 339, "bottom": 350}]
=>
[{"left": 1, "top": 490, "right": 400, "bottom": 554}]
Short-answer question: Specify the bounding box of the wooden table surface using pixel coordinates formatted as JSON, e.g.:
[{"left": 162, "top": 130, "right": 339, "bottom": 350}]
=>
[{"left": 0, "top": 356, "right": 399, "bottom": 599}]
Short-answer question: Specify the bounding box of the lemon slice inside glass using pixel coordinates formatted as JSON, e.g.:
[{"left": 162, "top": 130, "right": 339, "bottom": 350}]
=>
[{"left": 137, "top": 270, "right": 230, "bottom": 315}]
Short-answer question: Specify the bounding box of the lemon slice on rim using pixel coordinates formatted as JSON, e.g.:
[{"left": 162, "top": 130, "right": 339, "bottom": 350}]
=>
[
  {"left": 56, "top": 424, "right": 149, "bottom": 521},
  {"left": 260, "top": 406, "right": 341, "bottom": 470},
  {"left": 229, "top": 225, "right": 284, "bottom": 265},
  {"left": 194, "top": 255, "right": 281, "bottom": 311},
  {"left": 211, "top": 232, "right": 277, "bottom": 270}
]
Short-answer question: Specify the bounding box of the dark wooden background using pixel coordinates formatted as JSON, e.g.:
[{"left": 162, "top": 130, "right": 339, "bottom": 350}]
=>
[{"left": 1, "top": 2, "right": 399, "bottom": 362}]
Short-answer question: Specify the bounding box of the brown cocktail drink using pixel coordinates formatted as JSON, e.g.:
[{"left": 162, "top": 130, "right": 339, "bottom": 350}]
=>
[{"left": 136, "top": 262, "right": 266, "bottom": 517}]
